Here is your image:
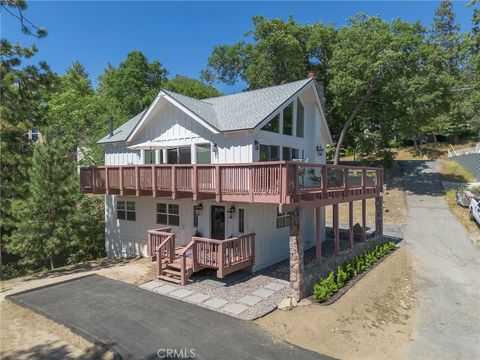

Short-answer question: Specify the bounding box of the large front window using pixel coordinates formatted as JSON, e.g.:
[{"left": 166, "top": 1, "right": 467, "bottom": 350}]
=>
[
  {"left": 296, "top": 99, "right": 304, "bottom": 138},
  {"left": 283, "top": 102, "right": 293, "bottom": 136},
  {"left": 167, "top": 146, "right": 191, "bottom": 164}
]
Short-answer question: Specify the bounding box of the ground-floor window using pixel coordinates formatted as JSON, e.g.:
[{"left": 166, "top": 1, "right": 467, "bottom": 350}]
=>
[
  {"left": 276, "top": 208, "right": 290, "bottom": 228},
  {"left": 238, "top": 208, "right": 245, "bottom": 233},
  {"left": 117, "top": 200, "right": 136, "bottom": 221},
  {"left": 156, "top": 203, "right": 180, "bottom": 226},
  {"left": 144, "top": 150, "right": 156, "bottom": 164}
]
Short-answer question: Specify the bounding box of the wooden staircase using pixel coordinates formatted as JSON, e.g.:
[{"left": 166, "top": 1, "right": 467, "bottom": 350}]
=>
[{"left": 158, "top": 254, "right": 194, "bottom": 285}]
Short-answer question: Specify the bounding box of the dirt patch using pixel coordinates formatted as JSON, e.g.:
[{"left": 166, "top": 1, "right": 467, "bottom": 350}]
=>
[
  {"left": 0, "top": 258, "right": 155, "bottom": 359},
  {"left": 256, "top": 247, "right": 416, "bottom": 360},
  {"left": 0, "top": 301, "right": 113, "bottom": 360},
  {"left": 1, "top": 257, "right": 155, "bottom": 300}
]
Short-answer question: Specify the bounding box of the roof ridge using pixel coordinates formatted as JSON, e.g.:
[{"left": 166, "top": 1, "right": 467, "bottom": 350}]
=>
[
  {"left": 204, "top": 78, "right": 312, "bottom": 101},
  {"left": 161, "top": 88, "right": 215, "bottom": 105}
]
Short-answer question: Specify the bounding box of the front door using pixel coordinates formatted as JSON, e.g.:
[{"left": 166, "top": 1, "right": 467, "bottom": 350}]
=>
[{"left": 211, "top": 206, "right": 225, "bottom": 240}]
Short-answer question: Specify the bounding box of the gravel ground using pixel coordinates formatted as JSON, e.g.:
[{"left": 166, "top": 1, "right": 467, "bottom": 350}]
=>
[{"left": 142, "top": 271, "right": 290, "bottom": 320}]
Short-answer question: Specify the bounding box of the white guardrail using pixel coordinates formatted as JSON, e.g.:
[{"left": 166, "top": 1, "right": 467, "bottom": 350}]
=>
[{"left": 448, "top": 143, "right": 480, "bottom": 158}]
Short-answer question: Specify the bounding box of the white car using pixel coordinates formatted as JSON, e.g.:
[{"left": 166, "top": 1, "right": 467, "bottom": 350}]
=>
[{"left": 469, "top": 198, "right": 480, "bottom": 225}]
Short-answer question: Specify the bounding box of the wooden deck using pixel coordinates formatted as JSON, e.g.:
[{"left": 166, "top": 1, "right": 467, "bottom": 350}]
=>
[
  {"left": 148, "top": 228, "right": 255, "bottom": 285},
  {"left": 80, "top": 161, "right": 383, "bottom": 210}
]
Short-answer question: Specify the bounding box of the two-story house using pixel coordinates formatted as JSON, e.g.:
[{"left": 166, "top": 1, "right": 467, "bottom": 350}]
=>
[{"left": 80, "top": 78, "right": 384, "bottom": 299}]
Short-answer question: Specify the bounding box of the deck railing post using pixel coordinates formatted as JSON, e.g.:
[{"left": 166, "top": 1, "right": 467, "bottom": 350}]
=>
[
  {"left": 321, "top": 166, "right": 328, "bottom": 200},
  {"left": 92, "top": 166, "right": 96, "bottom": 193},
  {"left": 215, "top": 165, "right": 222, "bottom": 202},
  {"left": 217, "top": 242, "right": 225, "bottom": 278},
  {"left": 151, "top": 165, "right": 157, "bottom": 197},
  {"left": 362, "top": 169, "right": 367, "bottom": 195},
  {"left": 119, "top": 167, "right": 124, "bottom": 196},
  {"left": 135, "top": 166, "right": 140, "bottom": 196},
  {"left": 180, "top": 254, "right": 186, "bottom": 286},
  {"left": 171, "top": 166, "right": 177, "bottom": 199},
  {"left": 105, "top": 167, "right": 110, "bottom": 195},
  {"left": 249, "top": 166, "right": 254, "bottom": 202},
  {"left": 343, "top": 168, "right": 349, "bottom": 199},
  {"left": 192, "top": 165, "right": 198, "bottom": 201},
  {"left": 169, "top": 234, "right": 175, "bottom": 263},
  {"left": 349, "top": 201, "right": 354, "bottom": 249}
]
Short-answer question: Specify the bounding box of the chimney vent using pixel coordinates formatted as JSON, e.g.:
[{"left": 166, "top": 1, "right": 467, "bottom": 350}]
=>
[
  {"left": 109, "top": 116, "right": 114, "bottom": 137},
  {"left": 307, "top": 70, "right": 316, "bottom": 79}
]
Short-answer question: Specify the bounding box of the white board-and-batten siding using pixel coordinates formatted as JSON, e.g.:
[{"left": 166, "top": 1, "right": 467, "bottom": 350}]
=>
[
  {"left": 103, "top": 88, "right": 328, "bottom": 272},
  {"left": 105, "top": 196, "right": 325, "bottom": 271}
]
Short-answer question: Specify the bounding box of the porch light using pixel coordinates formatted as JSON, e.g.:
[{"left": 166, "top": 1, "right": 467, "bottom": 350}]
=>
[
  {"left": 316, "top": 145, "right": 324, "bottom": 156},
  {"left": 227, "top": 205, "right": 236, "bottom": 219},
  {"left": 194, "top": 203, "right": 203, "bottom": 215},
  {"left": 254, "top": 140, "right": 259, "bottom": 150},
  {"left": 212, "top": 143, "right": 218, "bottom": 156}
]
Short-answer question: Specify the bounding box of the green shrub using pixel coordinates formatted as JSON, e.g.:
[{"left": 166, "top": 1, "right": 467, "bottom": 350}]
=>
[
  {"left": 336, "top": 266, "right": 348, "bottom": 288},
  {"left": 313, "top": 241, "right": 397, "bottom": 303}
]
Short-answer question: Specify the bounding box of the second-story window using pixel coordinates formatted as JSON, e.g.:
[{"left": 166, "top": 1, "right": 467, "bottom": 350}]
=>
[
  {"left": 259, "top": 144, "right": 279, "bottom": 161},
  {"left": 296, "top": 99, "right": 304, "bottom": 138},
  {"left": 196, "top": 144, "right": 211, "bottom": 164},
  {"left": 167, "top": 146, "right": 191, "bottom": 164},
  {"left": 144, "top": 150, "right": 155, "bottom": 164},
  {"left": 261, "top": 114, "right": 279, "bottom": 133},
  {"left": 283, "top": 102, "right": 293, "bottom": 136}
]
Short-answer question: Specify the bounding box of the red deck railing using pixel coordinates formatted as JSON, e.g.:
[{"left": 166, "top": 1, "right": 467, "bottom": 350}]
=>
[{"left": 80, "top": 162, "right": 383, "bottom": 209}]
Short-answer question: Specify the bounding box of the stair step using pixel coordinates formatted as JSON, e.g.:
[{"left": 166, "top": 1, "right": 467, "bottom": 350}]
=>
[
  {"left": 158, "top": 275, "right": 182, "bottom": 284},
  {"left": 169, "top": 260, "right": 193, "bottom": 270},
  {"left": 163, "top": 268, "right": 181, "bottom": 277}
]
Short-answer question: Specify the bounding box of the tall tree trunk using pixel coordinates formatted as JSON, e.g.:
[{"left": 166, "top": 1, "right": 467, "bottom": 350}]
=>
[
  {"left": 49, "top": 255, "right": 55, "bottom": 270},
  {"left": 333, "top": 84, "right": 377, "bottom": 165},
  {"left": 433, "top": 134, "right": 438, "bottom": 145}
]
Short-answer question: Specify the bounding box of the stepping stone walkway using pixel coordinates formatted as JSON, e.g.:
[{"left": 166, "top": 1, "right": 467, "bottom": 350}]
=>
[{"left": 140, "top": 276, "right": 290, "bottom": 320}]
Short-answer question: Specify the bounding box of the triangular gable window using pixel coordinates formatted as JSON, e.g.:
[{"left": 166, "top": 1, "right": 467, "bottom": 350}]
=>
[{"left": 262, "top": 114, "right": 279, "bottom": 133}]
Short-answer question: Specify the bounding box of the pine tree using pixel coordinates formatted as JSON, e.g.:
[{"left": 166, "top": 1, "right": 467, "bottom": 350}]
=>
[{"left": 7, "top": 140, "right": 79, "bottom": 270}]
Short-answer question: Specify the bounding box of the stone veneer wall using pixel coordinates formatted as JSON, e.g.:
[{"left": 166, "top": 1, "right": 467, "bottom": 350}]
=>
[{"left": 301, "top": 235, "right": 390, "bottom": 297}]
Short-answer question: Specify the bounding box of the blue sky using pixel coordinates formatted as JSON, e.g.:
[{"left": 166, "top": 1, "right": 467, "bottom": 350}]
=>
[{"left": 2, "top": 1, "right": 474, "bottom": 93}]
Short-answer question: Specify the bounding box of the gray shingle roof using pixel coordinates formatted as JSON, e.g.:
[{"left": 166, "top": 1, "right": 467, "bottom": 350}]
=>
[
  {"left": 99, "top": 78, "right": 313, "bottom": 143},
  {"left": 98, "top": 110, "right": 146, "bottom": 144}
]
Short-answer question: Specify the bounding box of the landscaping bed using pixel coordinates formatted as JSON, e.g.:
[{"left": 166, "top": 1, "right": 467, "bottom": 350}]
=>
[{"left": 313, "top": 241, "right": 397, "bottom": 304}]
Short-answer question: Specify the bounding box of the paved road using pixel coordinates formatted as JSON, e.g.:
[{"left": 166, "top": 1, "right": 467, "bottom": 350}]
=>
[
  {"left": 9, "top": 274, "right": 331, "bottom": 360},
  {"left": 400, "top": 160, "right": 480, "bottom": 359}
]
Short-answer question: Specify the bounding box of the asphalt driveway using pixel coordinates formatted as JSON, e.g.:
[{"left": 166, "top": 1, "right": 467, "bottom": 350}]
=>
[
  {"left": 8, "top": 274, "right": 331, "bottom": 360},
  {"left": 400, "top": 160, "right": 480, "bottom": 359}
]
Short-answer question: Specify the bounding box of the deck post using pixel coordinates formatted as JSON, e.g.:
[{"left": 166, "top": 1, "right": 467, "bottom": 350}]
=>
[
  {"left": 171, "top": 166, "right": 177, "bottom": 200},
  {"left": 315, "top": 207, "right": 322, "bottom": 264},
  {"left": 349, "top": 201, "right": 354, "bottom": 249},
  {"left": 192, "top": 165, "right": 198, "bottom": 201},
  {"left": 105, "top": 167, "right": 110, "bottom": 195},
  {"left": 333, "top": 204, "right": 340, "bottom": 255},
  {"left": 375, "top": 195, "right": 383, "bottom": 238},
  {"left": 361, "top": 199, "right": 367, "bottom": 241},
  {"left": 119, "top": 167, "right": 124, "bottom": 196},
  {"left": 135, "top": 166, "right": 140, "bottom": 196},
  {"left": 215, "top": 165, "right": 222, "bottom": 202},
  {"left": 151, "top": 165, "right": 157, "bottom": 198},
  {"left": 289, "top": 208, "right": 305, "bottom": 301}
]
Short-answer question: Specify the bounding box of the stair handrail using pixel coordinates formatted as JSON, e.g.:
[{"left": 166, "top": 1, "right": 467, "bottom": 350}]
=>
[
  {"left": 178, "top": 239, "right": 198, "bottom": 285},
  {"left": 156, "top": 233, "right": 175, "bottom": 263}
]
